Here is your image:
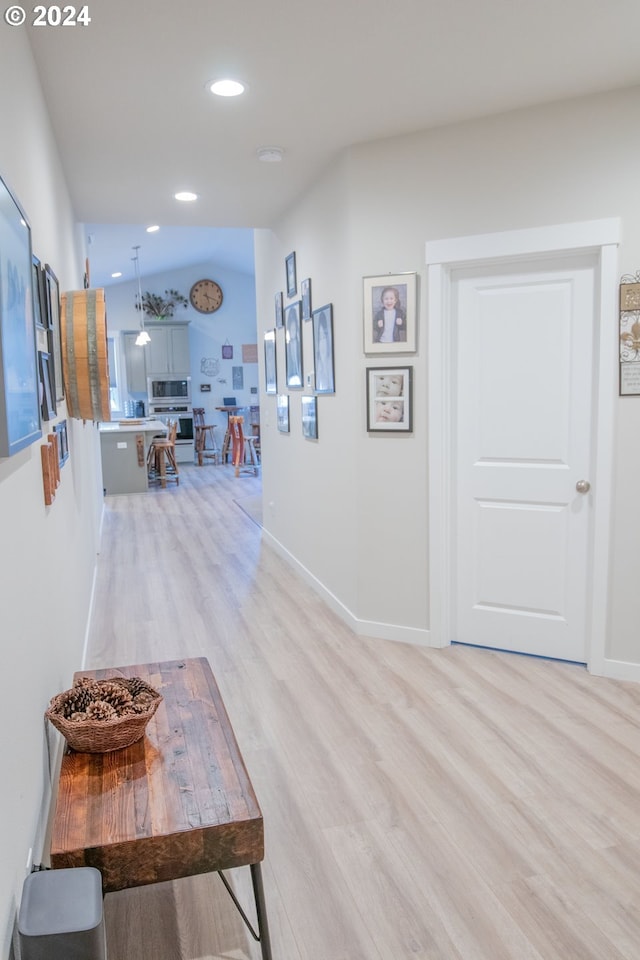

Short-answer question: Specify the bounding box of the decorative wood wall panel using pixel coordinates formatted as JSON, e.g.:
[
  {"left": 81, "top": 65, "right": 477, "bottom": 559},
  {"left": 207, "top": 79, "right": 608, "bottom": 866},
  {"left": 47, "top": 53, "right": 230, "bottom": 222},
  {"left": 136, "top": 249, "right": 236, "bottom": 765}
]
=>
[{"left": 60, "top": 288, "right": 111, "bottom": 421}]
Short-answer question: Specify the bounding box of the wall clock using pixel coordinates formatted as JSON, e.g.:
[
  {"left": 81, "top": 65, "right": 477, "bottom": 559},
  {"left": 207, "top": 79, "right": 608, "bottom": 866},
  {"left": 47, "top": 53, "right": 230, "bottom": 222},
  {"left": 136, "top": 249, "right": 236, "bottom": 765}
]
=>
[{"left": 190, "top": 279, "right": 223, "bottom": 314}]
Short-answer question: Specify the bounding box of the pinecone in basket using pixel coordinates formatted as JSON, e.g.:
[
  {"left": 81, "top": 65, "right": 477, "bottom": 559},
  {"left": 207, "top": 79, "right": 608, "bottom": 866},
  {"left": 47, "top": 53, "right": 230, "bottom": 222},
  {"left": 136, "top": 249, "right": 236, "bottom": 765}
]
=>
[
  {"left": 96, "top": 680, "right": 134, "bottom": 714},
  {"left": 85, "top": 700, "right": 118, "bottom": 721},
  {"left": 57, "top": 686, "right": 94, "bottom": 719},
  {"left": 73, "top": 676, "right": 101, "bottom": 697},
  {"left": 128, "top": 677, "right": 152, "bottom": 697}
]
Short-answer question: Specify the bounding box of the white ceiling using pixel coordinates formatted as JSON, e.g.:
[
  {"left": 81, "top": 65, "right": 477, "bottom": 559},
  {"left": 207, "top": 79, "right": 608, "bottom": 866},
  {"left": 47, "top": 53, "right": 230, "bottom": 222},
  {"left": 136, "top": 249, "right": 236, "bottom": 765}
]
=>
[{"left": 27, "top": 0, "right": 640, "bottom": 285}]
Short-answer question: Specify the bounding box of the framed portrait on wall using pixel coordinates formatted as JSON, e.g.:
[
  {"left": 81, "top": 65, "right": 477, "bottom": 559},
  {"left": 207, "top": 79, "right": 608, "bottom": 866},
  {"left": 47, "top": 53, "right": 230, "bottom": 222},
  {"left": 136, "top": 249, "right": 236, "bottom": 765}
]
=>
[
  {"left": 366, "top": 366, "right": 413, "bottom": 432},
  {"left": 301, "top": 278, "right": 312, "bottom": 320},
  {"left": 285, "top": 251, "right": 297, "bottom": 297},
  {"left": 275, "top": 291, "right": 284, "bottom": 328},
  {"left": 312, "top": 303, "right": 334, "bottom": 394},
  {"left": 285, "top": 300, "right": 303, "bottom": 388},
  {"left": 44, "top": 264, "right": 64, "bottom": 401},
  {"left": 264, "top": 329, "right": 277, "bottom": 394},
  {"left": 363, "top": 272, "right": 417, "bottom": 354}
]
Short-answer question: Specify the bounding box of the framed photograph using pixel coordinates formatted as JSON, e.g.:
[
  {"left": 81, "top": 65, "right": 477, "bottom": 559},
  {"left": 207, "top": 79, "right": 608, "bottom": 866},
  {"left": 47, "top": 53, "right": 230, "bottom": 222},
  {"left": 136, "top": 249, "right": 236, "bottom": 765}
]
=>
[
  {"left": 54, "top": 418, "right": 69, "bottom": 466},
  {"left": 312, "top": 303, "right": 335, "bottom": 394},
  {"left": 44, "top": 264, "right": 63, "bottom": 401},
  {"left": 274, "top": 291, "right": 284, "bottom": 328},
  {"left": 363, "top": 272, "right": 417, "bottom": 354},
  {"left": 32, "top": 256, "right": 46, "bottom": 330},
  {"left": 39, "top": 350, "right": 56, "bottom": 422},
  {"left": 285, "top": 300, "right": 303, "bottom": 388},
  {"left": 264, "top": 329, "right": 277, "bottom": 394},
  {"left": 301, "top": 395, "right": 318, "bottom": 439},
  {"left": 366, "top": 366, "right": 413, "bottom": 432},
  {"left": 301, "top": 278, "right": 312, "bottom": 320},
  {"left": 276, "top": 394, "right": 290, "bottom": 433},
  {"left": 0, "top": 174, "right": 42, "bottom": 457},
  {"left": 285, "top": 251, "right": 297, "bottom": 297}
]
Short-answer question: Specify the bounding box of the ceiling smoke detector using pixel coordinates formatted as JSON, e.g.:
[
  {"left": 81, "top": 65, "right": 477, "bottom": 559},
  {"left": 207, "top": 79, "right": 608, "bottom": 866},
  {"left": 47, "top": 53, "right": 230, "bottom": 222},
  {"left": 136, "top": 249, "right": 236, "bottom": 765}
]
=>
[{"left": 257, "top": 147, "right": 284, "bottom": 163}]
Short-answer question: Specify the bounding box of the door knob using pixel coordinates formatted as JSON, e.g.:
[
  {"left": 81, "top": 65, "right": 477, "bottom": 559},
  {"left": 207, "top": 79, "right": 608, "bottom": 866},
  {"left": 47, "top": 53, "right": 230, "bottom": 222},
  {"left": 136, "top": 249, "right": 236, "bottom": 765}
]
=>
[{"left": 576, "top": 480, "right": 591, "bottom": 494}]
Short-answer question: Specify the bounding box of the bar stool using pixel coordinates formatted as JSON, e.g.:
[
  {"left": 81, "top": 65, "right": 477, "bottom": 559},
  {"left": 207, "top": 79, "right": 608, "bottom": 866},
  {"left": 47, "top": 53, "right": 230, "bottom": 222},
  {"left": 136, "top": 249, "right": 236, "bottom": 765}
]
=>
[
  {"left": 229, "top": 416, "right": 259, "bottom": 477},
  {"left": 147, "top": 420, "right": 179, "bottom": 487},
  {"left": 193, "top": 407, "right": 219, "bottom": 465}
]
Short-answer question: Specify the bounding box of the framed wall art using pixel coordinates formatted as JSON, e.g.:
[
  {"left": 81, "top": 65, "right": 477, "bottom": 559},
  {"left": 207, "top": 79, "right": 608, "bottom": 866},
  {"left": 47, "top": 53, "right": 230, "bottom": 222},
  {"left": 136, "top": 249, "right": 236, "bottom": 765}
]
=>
[
  {"left": 38, "top": 350, "right": 56, "bottom": 422},
  {"left": 619, "top": 271, "right": 640, "bottom": 395},
  {"left": 276, "top": 394, "right": 290, "bottom": 433},
  {"left": 363, "top": 272, "right": 417, "bottom": 354},
  {"left": 285, "top": 251, "right": 297, "bottom": 297},
  {"left": 312, "top": 303, "right": 335, "bottom": 394},
  {"left": 32, "top": 256, "right": 46, "bottom": 330},
  {"left": 54, "top": 418, "right": 69, "bottom": 466},
  {"left": 366, "top": 366, "right": 413, "bottom": 432},
  {"left": 275, "top": 291, "right": 284, "bottom": 328},
  {"left": 301, "top": 395, "right": 318, "bottom": 439},
  {"left": 0, "top": 173, "right": 42, "bottom": 458},
  {"left": 264, "top": 329, "right": 277, "bottom": 394},
  {"left": 285, "top": 300, "right": 303, "bottom": 388},
  {"left": 301, "top": 278, "right": 312, "bottom": 320},
  {"left": 44, "top": 263, "right": 63, "bottom": 401}
]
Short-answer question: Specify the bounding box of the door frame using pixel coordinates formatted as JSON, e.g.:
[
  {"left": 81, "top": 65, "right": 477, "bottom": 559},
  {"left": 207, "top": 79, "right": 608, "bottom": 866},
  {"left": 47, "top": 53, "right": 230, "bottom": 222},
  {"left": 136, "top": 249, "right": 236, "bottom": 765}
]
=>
[{"left": 426, "top": 219, "right": 620, "bottom": 674}]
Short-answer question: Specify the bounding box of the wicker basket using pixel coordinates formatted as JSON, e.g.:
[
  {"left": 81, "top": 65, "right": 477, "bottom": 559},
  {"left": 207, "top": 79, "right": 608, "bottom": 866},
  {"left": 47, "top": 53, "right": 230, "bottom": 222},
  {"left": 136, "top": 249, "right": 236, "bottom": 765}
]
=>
[{"left": 45, "top": 676, "right": 162, "bottom": 753}]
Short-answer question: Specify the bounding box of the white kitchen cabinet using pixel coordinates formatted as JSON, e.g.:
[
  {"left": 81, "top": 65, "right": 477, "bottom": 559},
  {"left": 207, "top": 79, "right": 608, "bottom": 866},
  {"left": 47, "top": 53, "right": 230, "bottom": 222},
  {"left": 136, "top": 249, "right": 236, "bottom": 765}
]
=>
[{"left": 146, "top": 323, "right": 190, "bottom": 374}]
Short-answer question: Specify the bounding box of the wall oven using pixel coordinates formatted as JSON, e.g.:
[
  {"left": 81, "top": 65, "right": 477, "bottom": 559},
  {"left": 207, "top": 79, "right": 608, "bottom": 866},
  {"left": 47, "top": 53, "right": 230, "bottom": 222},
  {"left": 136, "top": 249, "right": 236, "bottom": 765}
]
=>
[
  {"left": 148, "top": 402, "right": 194, "bottom": 463},
  {"left": 147, "top": 376, "right": 191, "bottom": 403}
]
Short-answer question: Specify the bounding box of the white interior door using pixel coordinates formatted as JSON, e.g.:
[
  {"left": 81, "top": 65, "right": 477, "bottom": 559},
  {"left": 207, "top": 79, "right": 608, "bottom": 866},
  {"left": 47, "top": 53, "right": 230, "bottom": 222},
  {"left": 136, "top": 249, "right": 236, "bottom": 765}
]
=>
[{"left": 453, "top": 254, "right": 597, "bottom": 662}]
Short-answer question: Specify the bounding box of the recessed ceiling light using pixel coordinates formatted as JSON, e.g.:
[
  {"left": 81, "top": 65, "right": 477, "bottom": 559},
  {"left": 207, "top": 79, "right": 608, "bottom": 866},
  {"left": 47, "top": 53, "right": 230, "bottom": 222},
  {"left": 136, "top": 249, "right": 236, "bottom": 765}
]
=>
[
  {"left": 257, "top": 146, "right": 284, "bottom": 162},
  {"left": 174, "top": 191, "right": 198, "bottom": 202},
  {"left": 111, "top": 271, "right": 122, "bottom": 278},
  {"left": 146, "top": 225, "right": 160, "bottom": 233},
  {"left": 208, "top": 78, "right": 246, "bottom": 97}
]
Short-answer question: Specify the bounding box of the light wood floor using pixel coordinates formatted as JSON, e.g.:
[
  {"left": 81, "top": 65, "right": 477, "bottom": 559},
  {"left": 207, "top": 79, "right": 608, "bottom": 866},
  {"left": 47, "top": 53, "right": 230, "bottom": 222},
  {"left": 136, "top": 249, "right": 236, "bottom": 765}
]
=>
[{"left": 87, "top": 463, "right": 640, "bottom": 960}]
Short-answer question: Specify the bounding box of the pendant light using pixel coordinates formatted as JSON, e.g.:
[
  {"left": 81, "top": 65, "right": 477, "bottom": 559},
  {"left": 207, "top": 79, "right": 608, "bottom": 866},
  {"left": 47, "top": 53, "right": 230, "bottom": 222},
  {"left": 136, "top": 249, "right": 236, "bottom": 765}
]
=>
[{"left": 133, "top": 245, "right": 150, "bottom": 346}]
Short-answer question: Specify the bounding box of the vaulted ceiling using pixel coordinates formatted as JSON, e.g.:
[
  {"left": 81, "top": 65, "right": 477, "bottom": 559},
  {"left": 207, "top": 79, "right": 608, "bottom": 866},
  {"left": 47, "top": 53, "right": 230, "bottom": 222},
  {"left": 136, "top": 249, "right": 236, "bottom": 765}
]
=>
[{"left": 26, "top": 0, "right": 640, "bottom": 283}]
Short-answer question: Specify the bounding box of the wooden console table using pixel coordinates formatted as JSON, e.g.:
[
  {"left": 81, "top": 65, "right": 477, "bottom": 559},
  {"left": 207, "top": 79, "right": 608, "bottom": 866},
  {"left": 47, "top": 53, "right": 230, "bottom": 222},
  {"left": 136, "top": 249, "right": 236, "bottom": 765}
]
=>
[{"left": 50, "top": 657, "right": 273, "bottom": 959}]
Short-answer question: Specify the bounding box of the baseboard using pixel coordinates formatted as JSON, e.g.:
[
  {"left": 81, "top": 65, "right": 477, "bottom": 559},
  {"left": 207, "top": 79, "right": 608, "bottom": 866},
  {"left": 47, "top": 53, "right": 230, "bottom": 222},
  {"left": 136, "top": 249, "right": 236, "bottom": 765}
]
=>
[
  {"left": 261, "top": 529, "right": 431, "bottom": 646},
  {"left": 600, "top": 658, "right": 640, "bottom": 683}
]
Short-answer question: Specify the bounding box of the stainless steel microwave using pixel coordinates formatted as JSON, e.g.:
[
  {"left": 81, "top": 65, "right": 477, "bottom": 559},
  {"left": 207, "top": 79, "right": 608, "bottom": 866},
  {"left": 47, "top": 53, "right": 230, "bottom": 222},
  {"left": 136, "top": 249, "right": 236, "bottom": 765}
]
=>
[{"left": 147, "top": 376, "right": 191, "bottom": 402}]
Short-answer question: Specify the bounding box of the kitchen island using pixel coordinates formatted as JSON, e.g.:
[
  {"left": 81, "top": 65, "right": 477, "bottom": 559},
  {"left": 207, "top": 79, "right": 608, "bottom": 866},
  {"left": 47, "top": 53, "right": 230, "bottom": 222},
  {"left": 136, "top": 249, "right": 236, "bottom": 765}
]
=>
[{"left": 99, "top": 419, "right": 167, "bottom": 495}]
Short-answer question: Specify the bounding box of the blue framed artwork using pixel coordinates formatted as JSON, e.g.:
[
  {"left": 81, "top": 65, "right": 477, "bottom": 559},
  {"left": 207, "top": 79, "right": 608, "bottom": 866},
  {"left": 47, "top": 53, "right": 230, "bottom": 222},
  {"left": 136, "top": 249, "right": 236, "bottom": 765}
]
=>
[{"left": 0, "top": 174, "right": 41, "bottom": 457}]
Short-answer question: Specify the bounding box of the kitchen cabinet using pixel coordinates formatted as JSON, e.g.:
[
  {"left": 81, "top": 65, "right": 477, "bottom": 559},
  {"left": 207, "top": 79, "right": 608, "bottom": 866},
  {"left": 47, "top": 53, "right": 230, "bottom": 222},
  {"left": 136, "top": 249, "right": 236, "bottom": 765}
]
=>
[
  {"left": 145, "top": 323, "right": 190, "bottom": 374},
  {"left": 122, "top": 331, "right": 148, "bottom": 393}
]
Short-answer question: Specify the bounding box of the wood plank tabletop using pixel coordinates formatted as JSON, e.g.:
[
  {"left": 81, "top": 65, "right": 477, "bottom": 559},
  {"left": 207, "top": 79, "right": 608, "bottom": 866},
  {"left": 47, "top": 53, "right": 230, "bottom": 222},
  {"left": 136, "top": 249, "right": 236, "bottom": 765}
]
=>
[{"left": 50, "top": 658, "right": 264, "bottom": 893}]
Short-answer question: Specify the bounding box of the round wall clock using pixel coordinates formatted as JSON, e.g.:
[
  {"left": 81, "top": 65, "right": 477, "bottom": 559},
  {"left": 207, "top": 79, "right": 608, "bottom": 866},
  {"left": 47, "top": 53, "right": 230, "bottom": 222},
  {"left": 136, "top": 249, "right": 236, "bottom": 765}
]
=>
[{"left": 190, "top": 279, "right": 223, "bottom": 314}]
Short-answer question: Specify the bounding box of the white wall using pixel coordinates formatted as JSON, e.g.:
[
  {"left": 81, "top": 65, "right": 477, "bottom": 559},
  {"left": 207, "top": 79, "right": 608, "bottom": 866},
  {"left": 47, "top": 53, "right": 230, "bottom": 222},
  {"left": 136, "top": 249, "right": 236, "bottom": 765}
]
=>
[
  {"left": 255, "top": 156, "right": 361, "bottom": 619},
  {"left": 255, "top": 85, "right": 640, "bottom": 667},
  {"left": 0, "top": 30, "right": 104, "bottom": 960},
  {"left": 103, "top": 259, "right": 257, "bottom": 437}
]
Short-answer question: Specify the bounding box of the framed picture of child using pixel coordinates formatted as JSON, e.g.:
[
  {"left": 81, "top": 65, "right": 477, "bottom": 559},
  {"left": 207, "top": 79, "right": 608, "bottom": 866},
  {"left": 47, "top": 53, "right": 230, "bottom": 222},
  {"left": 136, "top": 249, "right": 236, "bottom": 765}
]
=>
[
  {"left": 366, "top": 366, "right": 413, "bottom": 432},
  {"left": 363, "top": 272, "right": 417, "bottom": 354}
]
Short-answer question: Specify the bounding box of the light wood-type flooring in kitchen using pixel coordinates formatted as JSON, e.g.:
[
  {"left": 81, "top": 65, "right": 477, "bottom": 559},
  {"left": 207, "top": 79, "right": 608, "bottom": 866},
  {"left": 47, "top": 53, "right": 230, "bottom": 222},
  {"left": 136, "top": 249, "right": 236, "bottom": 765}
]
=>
[{"left": 86, "top": 461, "right": 640, "bottom": 960}]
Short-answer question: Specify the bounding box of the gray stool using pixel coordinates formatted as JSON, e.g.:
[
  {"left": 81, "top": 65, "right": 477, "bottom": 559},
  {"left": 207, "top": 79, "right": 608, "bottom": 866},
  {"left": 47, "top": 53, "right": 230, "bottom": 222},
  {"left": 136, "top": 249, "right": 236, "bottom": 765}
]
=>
[{"left": 18, "top": 867, "right": 106, "bottom": 960}]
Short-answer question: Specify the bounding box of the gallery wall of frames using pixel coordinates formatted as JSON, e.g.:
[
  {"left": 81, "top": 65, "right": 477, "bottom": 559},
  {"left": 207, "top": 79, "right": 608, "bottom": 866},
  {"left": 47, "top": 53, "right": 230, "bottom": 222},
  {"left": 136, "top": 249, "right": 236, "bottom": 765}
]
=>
[
  {"left": 0, "top": 171, "right": 69, "bottom": 504},
  {"left": 265, "top": 251, "right": 417, "bottom": 438}
]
